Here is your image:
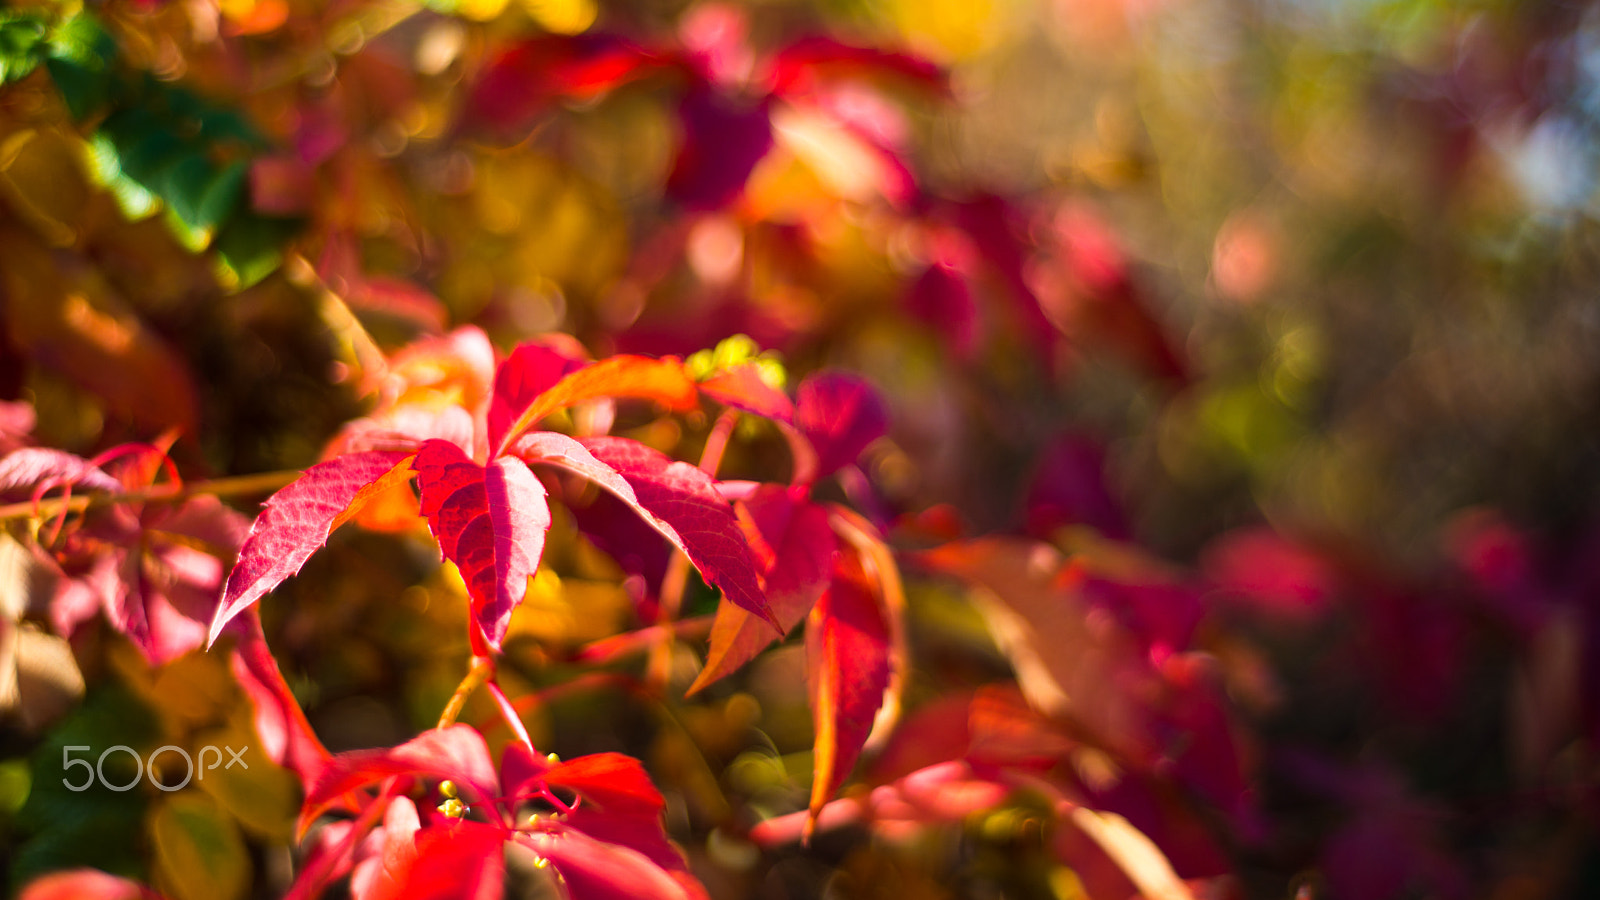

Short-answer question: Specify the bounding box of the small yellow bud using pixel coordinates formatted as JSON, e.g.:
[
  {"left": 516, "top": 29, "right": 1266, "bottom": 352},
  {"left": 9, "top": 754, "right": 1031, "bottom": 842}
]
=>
[
  {"left": 438, "top": 780, "right": 458, "bottom": 799},
  {"left": 545, "top": 752, "right": 561, "bottom": 764}
]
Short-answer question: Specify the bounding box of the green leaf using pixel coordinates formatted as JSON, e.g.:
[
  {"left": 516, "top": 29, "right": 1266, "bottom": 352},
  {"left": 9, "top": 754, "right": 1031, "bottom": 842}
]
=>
[
  {"left": 42, "top": 12, "right": 116, "bottom": 121},
  {"left": 0, "top": 14, "right": 47, "bottom": 85},
  {"left": 44, "top": 56, "right": 112, "bottom": 121},
  {"left": 46, "top": 12, "right": 116, "bottom": 68},
  {"left": 214, "top": 213, "right": 301, "bottom": 289},
  {"left": 112, "top": 129, "right": 187, "bottom": 187},
  {"left": 85, "top": 132, "right": 160, "bottom": 219},
  {"left": 10, "top": 683, "right": 159, "bottom": 893}
]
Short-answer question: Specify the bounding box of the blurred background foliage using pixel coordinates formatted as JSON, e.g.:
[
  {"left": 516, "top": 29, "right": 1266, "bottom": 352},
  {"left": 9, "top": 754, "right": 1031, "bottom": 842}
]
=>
[{"left": 1, "top": 0, "right": 1598, "bottom": 897}]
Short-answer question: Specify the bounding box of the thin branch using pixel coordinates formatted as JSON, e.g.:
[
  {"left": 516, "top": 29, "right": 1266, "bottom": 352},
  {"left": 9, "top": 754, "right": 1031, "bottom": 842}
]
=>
[
  {"left": 437, "top": 655, "right": 495, "bottom": 730},
  {"left": 0, "top": 469, "right": 302, "bottom": 524},
  {"left": 487, "top": 679, "right": 536, "bottom": 753},
  {"left": 647, "top": 408, "right": 740, "bottom": 689}
]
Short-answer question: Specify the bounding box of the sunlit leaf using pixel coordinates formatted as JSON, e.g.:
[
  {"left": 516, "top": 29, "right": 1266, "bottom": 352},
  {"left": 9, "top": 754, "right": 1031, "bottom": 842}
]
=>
[
  {"left": 806, "top": 548, "right": 891, "bottom": 831},
  {"left": 209, "top": 451, "right": 414, "bottom": 645},
  {"left": 413, "top": 439, "right": 551, "bottom": 649}
]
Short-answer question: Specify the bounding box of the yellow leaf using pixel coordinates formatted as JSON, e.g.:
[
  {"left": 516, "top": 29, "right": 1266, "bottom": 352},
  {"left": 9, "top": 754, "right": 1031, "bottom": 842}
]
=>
[
  {"left": 192, "top": 704, "right": 300, "bottom": 842},
  {"left": 149, "top": 791, "right": 250, "bottom": 900}
]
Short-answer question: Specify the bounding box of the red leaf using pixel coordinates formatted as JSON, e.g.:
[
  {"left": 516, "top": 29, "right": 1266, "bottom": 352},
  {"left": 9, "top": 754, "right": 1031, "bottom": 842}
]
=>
[
  {"left": 494, "top": 356, "right": 698, "bottom": 457},
  {"left": 466, "top": 34, "right": 667, "bottom": 140},
  {"left": 517, "top": 828, "right": 694, "bottom": 900},
  {"left": 697, "top": 364, "right": 794, "bottom": 423},
  {"left": 690, "top": 486, "right": 834, "bottom": 693},
  {"left": 767, "top": 37, "right": 949, "bottom": 97},
  {"left": 413, "top": 440, "right": 551, "bottom": 649},
  {"left": 795, "top": 373, "right": 888, "bottom": 479},
  {"left": 535, "top": 435, "right": 775, "bottom": 630},
  {"left": 903, "top": 261, "right": 977, "bottom": 359},
  {"left": 542, "top": 753, "right": 666, "bottom": 817},
  {"left": 806, "top": 548, "right": 892, "bottom": 829},
  {"left": 499, "top": 744, "right": 692, "bottom": 880},
  {"left": 209, "top": 451, "right": 414, "bottom": 646},
  {"left": 228, "top": 610, "right": 331, "bottom": 788},
  {"left": 406, "top": 821, "right": 506, "bottom": 900},
  {"left": 666, "top": 88, "right": 774, "bottom": 211},
  {"left": 1200, "top": 526, "right": 1336, "bottom": 621},
  {"left": 300, "top": 725, "right": 500, "bottom": 833},
  {"left": 487, "top": 342, "right": 590, "bottom": 455}
]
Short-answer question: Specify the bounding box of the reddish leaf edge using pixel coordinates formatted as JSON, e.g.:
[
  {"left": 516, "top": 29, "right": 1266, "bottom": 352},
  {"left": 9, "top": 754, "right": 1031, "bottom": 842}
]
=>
[{"left": 207, "top": 451, "right": 416, "bottom": 648}]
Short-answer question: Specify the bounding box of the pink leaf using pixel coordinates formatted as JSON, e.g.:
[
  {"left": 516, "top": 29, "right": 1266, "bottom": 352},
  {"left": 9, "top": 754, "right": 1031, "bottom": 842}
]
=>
[
  {"left": 413, "top": 440, "right": 551, "bottom": 649},
  {"left": 806, "top": 549, "right": 892, "bottom": 827},
  {"left": 300, "top": 725, "right": 500, "bottom": 833},
  {"left": 350, "top": 795, "right": 421, "bottom": 900},
  {"left": 518, "top": 828, "right": 694, "bottom": 900},
  {"left": 690, "top": 486, "right": 834, "bottom": 693},
  {"left": 17, "top": 869, "right": 164, "bottom": 900},
  {"left": 0, "top": 447, "right": 120, "bottom": 498},
  {"left": 521, "top": 434, "right": 775, "bottom": 630},
  {"left": 115, "top": 496, "right": 248, "bottom": 665},
  {"left": 209, "top": 451, "right": 414, "bottom": 646},
  {"left": 795, "top": 373, "right": 888, "bottom": 479}
]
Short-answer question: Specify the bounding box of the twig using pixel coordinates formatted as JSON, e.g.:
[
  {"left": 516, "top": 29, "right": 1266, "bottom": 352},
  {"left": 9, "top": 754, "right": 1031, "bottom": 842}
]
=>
[
  {"left": 0, "top": 469, "right": 301, "bottom": 524},
  {"left": 437, "top": 655, "right": 495, "bottom": 730}
]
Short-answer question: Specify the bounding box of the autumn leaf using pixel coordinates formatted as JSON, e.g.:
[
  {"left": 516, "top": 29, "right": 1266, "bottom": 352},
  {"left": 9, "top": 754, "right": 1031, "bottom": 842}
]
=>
[
  {"left": 805, "top": 547, "right": 892, "bottom": 835},
  {"left": 485, "top": 341, "right": 589, "bottom": 454},
  {"left": 689, "top": 485, "right": 834, "bottom": 692},
  {"left": 556, "top": 436, "right": 776, "bottom": 631},
  {"left": 299, "top": 725, "right": 501, "bottom": 832},
  {"left": 795, "top": 373, "right": 888, "bottom": 480},
  {"left": 413, "top": 439, "right": 552, "bottom": 650},
  {"left": 208, "top": 450, "right": 414, "bottom": 646},
  {"left": 492, "top": 354, "right": 698, "bottom": 458}
]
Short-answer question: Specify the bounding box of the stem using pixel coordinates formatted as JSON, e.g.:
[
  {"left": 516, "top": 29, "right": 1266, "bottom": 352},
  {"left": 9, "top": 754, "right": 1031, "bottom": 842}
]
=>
[
  {"left": 0, "top": 469, "right": 302, "bottom": 524},
  {"left": 437, "top": 655, "right": 495, "bottom": 730},
  {"left": 501, "top": 670, "right": 730, "bottom": 819},
  {"left": 570, "top": 614, "right": 715, "bottom": 666},
  {"left": 646, "top": 408, "right": 741, "bottom": 690},
  {"left": 487, "top": 679, "right": 536, "bottom": 752}
]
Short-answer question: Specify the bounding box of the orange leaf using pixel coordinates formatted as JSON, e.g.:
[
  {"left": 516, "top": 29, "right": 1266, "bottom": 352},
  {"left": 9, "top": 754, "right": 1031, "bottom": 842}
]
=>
[{"left": 495, "top": 356, "right": 697, "bottom": 455}]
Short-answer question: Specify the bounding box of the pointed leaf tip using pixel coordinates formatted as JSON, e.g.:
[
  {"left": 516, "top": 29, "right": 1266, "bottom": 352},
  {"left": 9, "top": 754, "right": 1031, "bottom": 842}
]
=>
[
  {"left": 517, "top": 433, "right": 774, "bottom": 630},
  {"left": 413, "top": 439, "right": 551, "bottom": 649},
  {"left": 209, "top": 451, "right": 413, "bottom": 647}
]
